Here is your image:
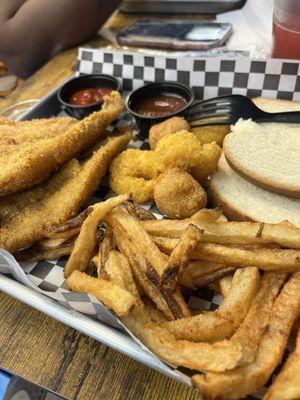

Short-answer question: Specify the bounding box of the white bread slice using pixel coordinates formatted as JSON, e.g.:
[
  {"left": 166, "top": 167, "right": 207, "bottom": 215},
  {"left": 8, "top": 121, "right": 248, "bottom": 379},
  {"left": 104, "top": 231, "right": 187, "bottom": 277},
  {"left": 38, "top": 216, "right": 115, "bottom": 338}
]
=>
[
  {"left": 210, "top": 153, "right": 300, "bottom": 228},
  {"left": 223, "top": 98, "right": 300, "bottom": 198},
  {"left": 252, "top": 97, "right": 300, "bottom": 113}
]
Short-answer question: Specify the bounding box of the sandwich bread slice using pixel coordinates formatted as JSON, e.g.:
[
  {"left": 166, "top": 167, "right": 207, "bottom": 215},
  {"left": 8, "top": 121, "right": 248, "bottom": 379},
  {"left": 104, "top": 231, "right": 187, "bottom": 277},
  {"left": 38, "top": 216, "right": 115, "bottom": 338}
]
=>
[
  {"left": 223, "top": 98, "right": 300, "bottom": 198},
  {"left": 210, "top": 153, "right": 300, "bottom": 228}
]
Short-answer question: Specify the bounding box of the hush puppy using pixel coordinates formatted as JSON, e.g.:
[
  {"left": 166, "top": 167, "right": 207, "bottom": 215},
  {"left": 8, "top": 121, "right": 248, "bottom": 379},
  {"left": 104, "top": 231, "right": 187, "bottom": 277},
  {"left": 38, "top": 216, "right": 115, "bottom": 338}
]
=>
[{"left": 153, "top": 168, "right": 207, "bottom": 219}]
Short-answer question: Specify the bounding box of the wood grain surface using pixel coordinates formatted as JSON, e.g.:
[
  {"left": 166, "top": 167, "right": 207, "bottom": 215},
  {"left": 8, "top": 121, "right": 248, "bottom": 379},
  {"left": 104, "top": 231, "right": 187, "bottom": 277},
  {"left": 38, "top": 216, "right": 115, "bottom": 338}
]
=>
[
  {"left": 0, "top": 294, "right": 201, "bottom": 400},
  {"left": 0, "top": 9, "right": 210, "bottom": 400}
]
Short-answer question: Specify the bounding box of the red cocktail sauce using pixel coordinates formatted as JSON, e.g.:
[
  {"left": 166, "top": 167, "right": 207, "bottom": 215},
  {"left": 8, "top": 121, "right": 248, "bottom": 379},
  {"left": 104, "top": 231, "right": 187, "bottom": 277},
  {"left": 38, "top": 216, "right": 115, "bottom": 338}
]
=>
[
  {"left": 136, "top": 94, "right": 188, "bottom": 117},
  {"left": 69, "top": 87, "right": 113, "bottom": 106}
]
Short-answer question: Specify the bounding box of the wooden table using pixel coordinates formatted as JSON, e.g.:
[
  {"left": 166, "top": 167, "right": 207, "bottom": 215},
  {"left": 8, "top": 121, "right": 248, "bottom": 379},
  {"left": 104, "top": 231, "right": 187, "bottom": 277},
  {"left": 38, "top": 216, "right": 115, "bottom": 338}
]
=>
[{"left": 0, "top": 10, "right": 205, "bottom": 400}]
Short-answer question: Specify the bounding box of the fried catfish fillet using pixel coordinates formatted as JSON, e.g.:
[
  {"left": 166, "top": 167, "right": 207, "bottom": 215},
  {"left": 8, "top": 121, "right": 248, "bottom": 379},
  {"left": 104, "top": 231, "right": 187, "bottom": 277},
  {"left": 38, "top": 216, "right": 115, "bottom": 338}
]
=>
[
  {"left": 0, "top": 91, "right": 124, "bottom": 197},
  {"left": 0, "top": 117, "right": 77, "bottom": 156},
  {"left": 0, "top": 131, "right": 132, "bottom": 253}
]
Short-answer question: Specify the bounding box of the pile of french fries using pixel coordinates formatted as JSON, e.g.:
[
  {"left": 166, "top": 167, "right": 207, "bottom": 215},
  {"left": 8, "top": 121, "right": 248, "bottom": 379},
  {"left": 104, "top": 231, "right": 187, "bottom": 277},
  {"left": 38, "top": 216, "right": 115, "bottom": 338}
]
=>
[{"left": 18, "top": 194, "right": 300, "bottom": 400}]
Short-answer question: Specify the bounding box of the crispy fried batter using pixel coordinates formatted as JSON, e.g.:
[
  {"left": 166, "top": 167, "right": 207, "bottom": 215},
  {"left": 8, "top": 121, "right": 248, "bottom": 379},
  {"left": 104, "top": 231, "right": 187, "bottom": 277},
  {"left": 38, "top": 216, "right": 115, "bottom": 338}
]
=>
[
  {"left": 0, "top": 131, "right": 131, "bottom": 253},
  {"left": 110, "top": 130, "right": 220, "bottom": 203},
  {"left": 0, "top": 117, "right": 77, "bottom": 156},
  {"left": 154, "top": 168, "right": 207, "bottom": 219},
  {"left": 192, "top": 124, "right": 230, "bottom": 147},
  {"left": 0, "top": 92, "right": 124, "bottom": 197},
  {"left": 149, "top": 116, "right": 190, "bottom": 150},
  {"left": 109, "top": 148, "right": 160, "bottom": 203},
  {"left": 155, "top": 130, "right": 221, "bottom": 184}
]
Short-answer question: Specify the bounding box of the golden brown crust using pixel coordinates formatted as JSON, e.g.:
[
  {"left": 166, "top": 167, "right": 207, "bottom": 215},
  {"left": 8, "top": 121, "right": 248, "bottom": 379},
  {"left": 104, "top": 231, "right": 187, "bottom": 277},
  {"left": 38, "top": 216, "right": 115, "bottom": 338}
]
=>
[
  {"left": 149, "top": 116, "right": 190, "bottom": 150},
  {"left": 109, "top": 148, "right": 160, "bottom": 203},
  {"left": 0, "top": 91, "right": 124, "bottom": 197},
  {"left": 0, "top": 132, "right": 131, "bottom": 253},
  {"left": 154, "top": 168, "right": 207, "bottom": 219},
  {"left": 192, "top": 124, "right": 230, "bottom": 147}
]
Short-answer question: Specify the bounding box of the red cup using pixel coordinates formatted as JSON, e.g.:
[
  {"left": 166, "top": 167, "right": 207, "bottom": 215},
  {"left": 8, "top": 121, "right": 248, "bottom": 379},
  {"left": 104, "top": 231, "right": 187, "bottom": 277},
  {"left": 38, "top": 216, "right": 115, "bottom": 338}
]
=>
[{"left": 272, "top": 0, "right": 300, "bottom": 59}]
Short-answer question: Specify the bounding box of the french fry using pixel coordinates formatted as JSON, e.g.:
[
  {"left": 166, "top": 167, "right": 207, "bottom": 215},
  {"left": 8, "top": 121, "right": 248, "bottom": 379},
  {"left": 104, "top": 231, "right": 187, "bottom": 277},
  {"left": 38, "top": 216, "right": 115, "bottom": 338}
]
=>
[
  {"left": 160, "top": 224, "right": 203, "bottom": 293},
  {"left": 122, "top": 305, "right": 243, "bottom": 372},
  {"left": 113, "top": 224, "right": 174, "bottom": 320},
  {"left": 216, "top": 214, "right": 228, "bottom": 222},
  {"left": 152, "top": 236, "right": 300, "bottom": 272},
  {"left": 191, "top": 244, "right": 300, "bottom": 272},
  {"left": 143, "top": 297, "right": 167, "bottom": 322},
  {"left": 188, "top": 267, "right": 236, "bottom": 288},
  {"left": 192, "top": 272, "right": 300, "bottom": 400},
  {"left": 219, "top": 274, "right": 234, "bottom": 298},
  {"left": 44, "top": 207, "right": 93, "bottom": 239},
  {"left": 66, "top": 270, "right": 137, "bottom": 317},
  {"left": 142, "top": 219, "right": 300, "bottom": 249},
  {"left": 113, "top": 222, "right": 190, "bottom": 320},
  {"left": 98, "top": 229, "right": 114, "bottom": 279},
  {"left": 190, "top": 208, "right": 223, "bottom": 223},
  {"left": 64, "top": 194, "right": 130, "bottom": 278},
  {"left": 163, "top": 268, "right": 260, "bottom": 342},
  {"left": 59, "top": 191, "right": 300, "bottom": 398},
  {"left": 107, "top": 208, "right": 191, "bottom": 319},
  {"left": 15, "top": 236, "right": 75, "bottom": 262},
  {"left": 107, "top": 208, "right": 169, "bottom": 276},
  {"left": 124, "top": 201, "right": 156, "bottom": 221},
  {"left": 179, "top": 260, "right": 231, "bottom": 288},
  {"left": 105, "top": 249, "right": 140, "bottom": 299},
  {"left": 229, "top": 272, "right": 286, "bottom": 366},
  {"left": 264, "top": 329, "right": 300, "bottom": 400}
]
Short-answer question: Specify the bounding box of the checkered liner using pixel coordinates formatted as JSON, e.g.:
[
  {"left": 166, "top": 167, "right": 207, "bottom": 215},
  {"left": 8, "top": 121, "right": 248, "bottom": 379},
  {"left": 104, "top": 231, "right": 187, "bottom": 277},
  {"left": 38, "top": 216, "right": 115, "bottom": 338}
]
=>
[
  {"left": 78, "top": 48, "right": 300, "bottom": 101},
  {"left": 2, "top": 49, "right": 300, "bottom": 398},
  {"left": 1, "top": 137, "right": 284, "bottom": 400}
]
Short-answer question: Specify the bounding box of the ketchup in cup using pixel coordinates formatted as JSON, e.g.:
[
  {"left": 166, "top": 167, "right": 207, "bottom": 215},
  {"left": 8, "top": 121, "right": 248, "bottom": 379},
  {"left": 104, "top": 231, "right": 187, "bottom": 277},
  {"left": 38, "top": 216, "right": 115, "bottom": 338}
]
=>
[
  {"left": 69, "top": 87, "right": 113, "bottom": 106},
  {"left": 272, "top": 0, "right": 300, "bottom": 59}
]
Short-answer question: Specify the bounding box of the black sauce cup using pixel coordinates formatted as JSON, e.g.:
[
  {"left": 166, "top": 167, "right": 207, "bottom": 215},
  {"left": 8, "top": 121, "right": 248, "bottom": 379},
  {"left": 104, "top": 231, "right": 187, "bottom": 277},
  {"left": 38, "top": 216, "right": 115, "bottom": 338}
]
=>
[
  {"left": 126, "top": 81, "right": 194, "bottom": 137},
  {"left": 57, "top": 74, "right": 121, "bottom": 119}
]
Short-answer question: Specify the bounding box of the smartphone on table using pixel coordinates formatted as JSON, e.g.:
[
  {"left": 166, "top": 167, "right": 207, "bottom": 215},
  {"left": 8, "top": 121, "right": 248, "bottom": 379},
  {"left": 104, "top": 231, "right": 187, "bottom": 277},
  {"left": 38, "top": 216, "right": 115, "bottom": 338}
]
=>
[{"left": 117, "top": 20, "right": 232, "bottom": 50}]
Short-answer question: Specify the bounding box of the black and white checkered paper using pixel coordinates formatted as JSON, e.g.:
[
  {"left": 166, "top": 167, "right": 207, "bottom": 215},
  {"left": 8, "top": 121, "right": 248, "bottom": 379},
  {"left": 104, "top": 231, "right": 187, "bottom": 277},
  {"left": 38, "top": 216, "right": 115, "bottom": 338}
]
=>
[
  {"left": 1, "top": 49, "right": 299, "bottom": 397},
  {"left": 78, "top": 48, "right": 300, "bottom": 101}
]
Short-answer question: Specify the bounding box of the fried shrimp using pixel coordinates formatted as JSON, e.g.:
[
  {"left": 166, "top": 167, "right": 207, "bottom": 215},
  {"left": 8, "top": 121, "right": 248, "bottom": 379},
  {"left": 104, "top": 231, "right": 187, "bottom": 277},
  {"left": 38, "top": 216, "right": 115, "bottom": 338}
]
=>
[
  {"left": 191, "top": 142, "right": 222, "bottom": 182},
  {"left": 155, "top": 130, "right": 202, "bottom": 171},
  {"left": 155, "top": 130, "right": 221, "bottom": 183},
  {"left": 149, "top": 117, "right": 190, "bottom": 150},
  {"left": 154, "top": 168, "right": 207, "bottom": 219},
  {"left": 110, "top": 129, "right": 220, "bottom": 203},
  {"left": 109, "top": 149, "right": 160, "bottom": 203}
]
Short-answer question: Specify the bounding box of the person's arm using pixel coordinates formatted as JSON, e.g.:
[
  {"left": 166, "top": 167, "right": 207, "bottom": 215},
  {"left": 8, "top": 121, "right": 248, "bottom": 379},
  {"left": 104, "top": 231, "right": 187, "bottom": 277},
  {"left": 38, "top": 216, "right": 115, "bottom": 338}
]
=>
[{"left": 0, "top": 0, "right": 122, "bottom": 78}]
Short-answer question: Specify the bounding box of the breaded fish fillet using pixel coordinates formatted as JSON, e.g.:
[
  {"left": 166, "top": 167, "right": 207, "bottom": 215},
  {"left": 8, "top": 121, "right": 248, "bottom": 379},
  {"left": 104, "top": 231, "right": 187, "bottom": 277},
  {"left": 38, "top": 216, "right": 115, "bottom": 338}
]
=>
[
  {"left": 0, "top": 117, "right": 77, "bottom": 156},
  {"left": 0, "top": 131, "right": 132, "bottom": 253},
  {"left": 0, "top": 91, "right": 124, "bottom": 197}
]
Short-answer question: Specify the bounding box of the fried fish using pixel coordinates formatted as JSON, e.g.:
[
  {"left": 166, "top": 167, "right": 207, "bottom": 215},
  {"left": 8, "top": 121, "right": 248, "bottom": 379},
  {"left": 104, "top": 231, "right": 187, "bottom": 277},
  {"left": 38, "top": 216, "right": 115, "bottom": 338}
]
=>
[
  {"left": 0, "top": 117, "right": 77, "bottom": 156},
  {"left": 0, "top": 130, "right": 132, "bottom": 253},
  {"left": 0, "top": 91, "right": 124, "bottom": 197}
]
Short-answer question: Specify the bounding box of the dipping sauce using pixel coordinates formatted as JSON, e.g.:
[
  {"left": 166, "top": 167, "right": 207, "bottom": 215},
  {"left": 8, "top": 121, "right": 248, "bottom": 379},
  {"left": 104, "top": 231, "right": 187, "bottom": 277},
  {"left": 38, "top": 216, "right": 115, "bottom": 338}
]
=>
[
  {"left": 136, "top": 93, "right": 188, "bottom": 117},
  {"left": 69, "top": 87, "right": 113, "bottom": 106}
]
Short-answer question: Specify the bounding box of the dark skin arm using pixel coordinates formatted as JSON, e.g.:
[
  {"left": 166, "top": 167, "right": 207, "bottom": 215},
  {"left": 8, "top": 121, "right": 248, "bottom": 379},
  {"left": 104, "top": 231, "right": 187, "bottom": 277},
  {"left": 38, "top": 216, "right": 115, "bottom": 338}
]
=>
[{"left": 0, "top": 0, "right": 122, "bottom": 78}]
